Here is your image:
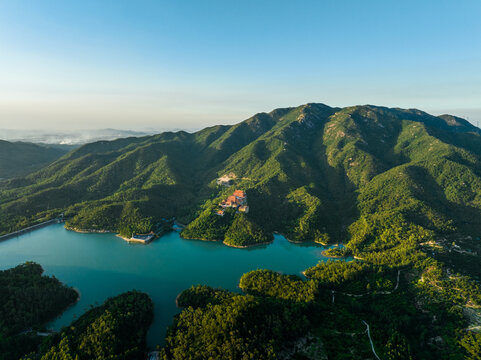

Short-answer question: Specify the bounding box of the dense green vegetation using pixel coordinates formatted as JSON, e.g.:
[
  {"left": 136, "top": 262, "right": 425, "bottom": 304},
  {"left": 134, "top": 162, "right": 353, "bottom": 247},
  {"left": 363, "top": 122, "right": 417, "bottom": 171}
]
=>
[
  {"left": 239, "top": 269, "right": 318, "bottom": 302},
  {"left": 3, "top": 103, "right": 481, "bottom": 248},
  {"left": 28, "top": 291, "right": 153, "bottom": 360},
  {"left": 163, "top": 291, "right": 311, "bottom": 359},
  {"left": 0, "top": 262, "right": 78, "bottom": 360},
  {"left": 321, "top": 246, "right": 352, "bottom": 258},
  {"left": 180, "top": 206, "right": 236, "bottom": 241},
  {"left": 304, "top": 260, "right": 399, "bottom": 293},
  {"left": 0, "top": 141, "right": 70, "bottom": 180},
  {"left": 176, "top": 285, "right": 234, "bottom": 308},
  {"left": 3, "top": 103, "right": 481, "bottom": 357},
  {"left": 180, "top": 205, "right": 272, "bottom": 246},
  {"left": 460, "top": 332, "right": 481, "bottom": 360},
  {"left": 165, "top": 262, "right": 481, "bottom": 359},
  {"left": 224, "top": 214, "right": 272, "bottom": 247},
  {"left": 0, "top": 264, "right": 153, "bottom": 360}
]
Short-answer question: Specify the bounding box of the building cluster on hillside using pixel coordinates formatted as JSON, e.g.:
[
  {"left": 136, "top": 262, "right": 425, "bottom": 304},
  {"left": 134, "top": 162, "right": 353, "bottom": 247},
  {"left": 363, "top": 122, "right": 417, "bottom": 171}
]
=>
[{"left": 215, "top": 189, "right": 249, "bottom": 216}]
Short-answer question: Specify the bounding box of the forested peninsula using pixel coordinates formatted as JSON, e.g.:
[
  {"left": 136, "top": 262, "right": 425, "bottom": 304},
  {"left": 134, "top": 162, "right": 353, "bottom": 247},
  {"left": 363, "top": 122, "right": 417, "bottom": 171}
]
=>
[{"left": 0, "top": 263, "right": 78, "bottom": 360}]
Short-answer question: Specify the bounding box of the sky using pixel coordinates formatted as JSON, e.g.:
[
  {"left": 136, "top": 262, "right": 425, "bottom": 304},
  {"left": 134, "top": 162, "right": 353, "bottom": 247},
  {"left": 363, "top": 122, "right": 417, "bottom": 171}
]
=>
[{"left": 0, "top": 0, "right": 480, "bottom": 131}]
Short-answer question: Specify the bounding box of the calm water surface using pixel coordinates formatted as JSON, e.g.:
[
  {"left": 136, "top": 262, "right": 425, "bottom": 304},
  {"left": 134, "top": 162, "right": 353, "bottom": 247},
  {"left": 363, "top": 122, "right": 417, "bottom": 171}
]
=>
[{"left": 0, "top": 224, "right": 336, "bottom": 348}]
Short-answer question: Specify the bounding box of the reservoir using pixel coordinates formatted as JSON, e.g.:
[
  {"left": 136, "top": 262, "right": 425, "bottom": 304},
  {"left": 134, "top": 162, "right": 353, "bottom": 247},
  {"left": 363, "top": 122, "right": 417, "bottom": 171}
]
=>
[{"left": 0, "top": 223, "right": 337, "bottom": 348}]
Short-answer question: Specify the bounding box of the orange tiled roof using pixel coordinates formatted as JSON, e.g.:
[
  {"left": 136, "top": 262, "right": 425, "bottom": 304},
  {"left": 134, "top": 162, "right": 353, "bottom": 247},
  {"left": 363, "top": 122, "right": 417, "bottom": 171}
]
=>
[{"left": 233, "top": 190, "right": 246, "bottom": 198}]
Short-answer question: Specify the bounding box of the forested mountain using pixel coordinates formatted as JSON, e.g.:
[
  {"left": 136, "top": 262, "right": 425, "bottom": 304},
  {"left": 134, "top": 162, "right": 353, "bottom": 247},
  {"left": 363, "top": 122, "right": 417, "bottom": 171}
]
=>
[
  {"left": 2, "top": 103, "right": 481, "bottom": 249},
  {"left": 3, "top": 103, "right": 481, "bottom": 358},
  {"left": 0, "top": 141, "right": 70, "bottom": 180}
]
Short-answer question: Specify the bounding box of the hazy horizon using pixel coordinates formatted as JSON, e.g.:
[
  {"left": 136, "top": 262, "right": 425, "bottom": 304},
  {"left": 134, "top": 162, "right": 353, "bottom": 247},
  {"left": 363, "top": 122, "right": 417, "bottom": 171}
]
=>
[
  {"left": 1, "top": 102, "right": 480, "bottom": 134},
  {"left": 1, "top": 1, "right": 480, "bottom": 130}
]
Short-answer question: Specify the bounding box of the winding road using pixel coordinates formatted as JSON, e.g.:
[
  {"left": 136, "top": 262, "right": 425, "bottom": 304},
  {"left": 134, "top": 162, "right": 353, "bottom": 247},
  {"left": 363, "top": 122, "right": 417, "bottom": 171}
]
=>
[
  {"left": 329, "top": 269, "right": 403, "bottom": 359},
  {"left": 362, "top": 320, "right": 381, "bottom": 360},
  {"left": 331, "top": 269, "right": 402, "bottom": 303}
]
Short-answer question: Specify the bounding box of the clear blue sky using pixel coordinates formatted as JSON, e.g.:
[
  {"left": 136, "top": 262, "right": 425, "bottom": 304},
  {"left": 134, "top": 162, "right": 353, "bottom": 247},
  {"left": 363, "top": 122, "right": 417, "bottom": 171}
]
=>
[{"left": 0, "top": 0, "right": 480, "bottom": 130}]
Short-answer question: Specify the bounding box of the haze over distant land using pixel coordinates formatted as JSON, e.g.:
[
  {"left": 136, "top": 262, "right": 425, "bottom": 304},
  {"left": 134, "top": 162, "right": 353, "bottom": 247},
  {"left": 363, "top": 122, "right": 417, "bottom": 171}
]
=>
[
  {"left": 1, "top": 107, "right": 478, "bottom": 145},
  {"left": 0, "top": 128, "right": 183, "bottom": 145},
  {"left": 0, "top": 1, "right": 480, "bottom": 130}
]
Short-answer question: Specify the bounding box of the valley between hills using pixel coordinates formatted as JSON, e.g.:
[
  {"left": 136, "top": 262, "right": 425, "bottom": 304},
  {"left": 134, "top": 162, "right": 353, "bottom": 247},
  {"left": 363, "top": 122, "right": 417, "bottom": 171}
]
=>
[{"left": 3, "top": 103, "right": 481, "bottom": 358}]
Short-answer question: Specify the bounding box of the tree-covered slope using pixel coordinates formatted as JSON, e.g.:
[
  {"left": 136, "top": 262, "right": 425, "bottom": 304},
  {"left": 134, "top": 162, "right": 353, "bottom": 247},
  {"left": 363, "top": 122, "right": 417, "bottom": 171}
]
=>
[
  {"left": 4, "top": 103, "right": 481, "bottom": 358},
  {"left": 164, "top": 257, "right": 481, "bottom": 359},
  {"left": 0, "top": 141, "right": 70, "bottom": 180},
  {"left": 2, "top": 103, "right": 481, "bottom": 251},
  {"left": 0, "top": 262, "right": 78, "bottom": 335},
  {"left": 0, "top": 262, "right": 78, "bottom": 360},
  {"left": 164, "top": 281, "right": 314, "bottom": 360},
  {"left": 28, "top": 291, "right": 153, "bottom": 360}
]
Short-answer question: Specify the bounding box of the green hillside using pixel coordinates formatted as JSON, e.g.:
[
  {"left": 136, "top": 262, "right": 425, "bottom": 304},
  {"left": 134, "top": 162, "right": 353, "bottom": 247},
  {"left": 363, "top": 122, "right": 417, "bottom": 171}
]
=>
[
  {"left": 4, "top": 103, "right": 481, "bottom": 358},
  {"left": 19, "top": 290, "right": 153, "bottom": 360},
  {"left": 0, "top": 141, "right": 71, "bottom": 180},
  {"left": 2, "top": 103, "right": 481, "bottom": 249},
  {"left": 0, "top": 262, "right": 78, "bottom": 360}
]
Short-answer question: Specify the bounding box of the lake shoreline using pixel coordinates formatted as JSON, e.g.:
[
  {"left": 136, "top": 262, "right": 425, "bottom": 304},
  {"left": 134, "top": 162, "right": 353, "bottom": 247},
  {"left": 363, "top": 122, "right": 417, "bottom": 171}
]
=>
[
  {"left": 0, "top": 219, "right": 60, "bottom": 241},
  {"left": 0, "top": 222, "right": 342, "bottom": 350},
  {"left": 179, "top": 234, "right": 275, "bottom": 249},
  {"left": 46, "top": 286, "right": 81, "bottom": 332},
  {"left": 273, "top": 231, "right": 329, "bottom": 246},
  {"left": 222, "top": 239, "right": 274, "bottom": 249},
  {"left": 65, "top": 226, "right": 115, "bottom": 234},
  {"left": 65, "top": 225, "right": 329, "bottom": 249},
  {"left": 67, "top": 226, "right": 162, "bottom": 245}
]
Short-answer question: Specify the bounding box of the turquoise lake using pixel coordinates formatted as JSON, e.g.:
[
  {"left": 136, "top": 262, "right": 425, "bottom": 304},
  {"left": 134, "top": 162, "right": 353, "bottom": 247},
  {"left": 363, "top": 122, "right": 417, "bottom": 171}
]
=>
[{"left": 0, "top": 224, "right": 335, "bottom": 349}]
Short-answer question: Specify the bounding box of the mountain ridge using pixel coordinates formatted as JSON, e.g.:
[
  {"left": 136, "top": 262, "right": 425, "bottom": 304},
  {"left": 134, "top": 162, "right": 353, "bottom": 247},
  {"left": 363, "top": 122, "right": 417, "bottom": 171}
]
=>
[
  {"left": 4, "top": 103, "right": 481, "bottom": 358},
  {"left": 0, "top": 141, "right": 71, "bottom": 180},
  {"left": 1, "top": 103, "right": 481, "bottom": 249}
]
